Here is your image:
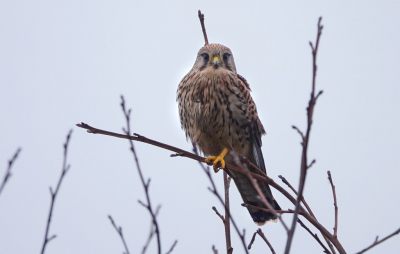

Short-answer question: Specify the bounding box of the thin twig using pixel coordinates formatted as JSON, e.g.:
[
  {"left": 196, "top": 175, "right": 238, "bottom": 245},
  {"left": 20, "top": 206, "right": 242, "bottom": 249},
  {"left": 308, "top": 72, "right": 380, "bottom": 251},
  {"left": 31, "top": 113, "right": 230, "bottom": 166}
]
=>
[
  {"left": 142, "top": 225, "right": 155, "bottom": 254},
  {"left": 76, "top": 122, "right": 347, "bottom": 253},
  {"left": 356, "top": 227, "right": 400, "bottom": 254},
  {"left": 327, "top": 171, "right": 338, "bottom": 238},
  {"left": 0, "top": 148, "right": 21, "bottom": 197},
  {"left": 120, "top": 96, "right": 162, "bottom": 254},
  {"left": 192, "top": 144, "right": 248, "bottom": 254},
  {"left": 108, "top": 215, "right": 131, "bottom": 254},
  {"left": 212, "top": 245, "right": 218, "bottom": 254},
  {"left": 297, "top": 218, "right": 331, "bottom": 254},
  {"left": 212, "top": 206, "right": 225, "bottom": 222},
  {"left": 166, "top": 240, "right": 178, "bottom": 254},
  {"left": 284, "top": 17, "right": 325, "bottom": 254},
  {"left": 40, "top": 130, "right": 72, "bottom": 254},
  {"left": 198, "top": 10, "right": 209, "bottom": 45},
  {"left": 257, "top": 229, "right": 276, "bottom": 254}
]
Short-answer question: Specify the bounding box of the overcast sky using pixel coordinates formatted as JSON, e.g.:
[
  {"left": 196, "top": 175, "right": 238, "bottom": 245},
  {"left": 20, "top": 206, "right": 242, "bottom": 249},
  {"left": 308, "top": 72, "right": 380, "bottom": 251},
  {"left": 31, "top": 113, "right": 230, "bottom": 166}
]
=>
[{"left": 1, "top": 1, "right": 400, "bottom": 254}]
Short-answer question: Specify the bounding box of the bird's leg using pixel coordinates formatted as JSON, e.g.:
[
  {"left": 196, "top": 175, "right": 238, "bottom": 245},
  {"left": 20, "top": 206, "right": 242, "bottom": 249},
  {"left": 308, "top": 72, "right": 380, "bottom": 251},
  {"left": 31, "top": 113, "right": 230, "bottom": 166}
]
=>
[{"left": 205, "top": 148, "right": 229, "bottom": 173}]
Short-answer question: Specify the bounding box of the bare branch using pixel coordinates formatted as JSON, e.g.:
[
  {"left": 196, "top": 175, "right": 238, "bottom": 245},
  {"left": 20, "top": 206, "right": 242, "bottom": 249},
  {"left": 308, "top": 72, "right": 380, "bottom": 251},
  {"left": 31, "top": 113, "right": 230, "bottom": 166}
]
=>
[
  {"left": 120, "top": 96, "right": 162, "bottom": 254},
  {"left": 40, "top": 130, "right": 72, "bottom": 254},
  {"left": 198, "top": 10, "right": 209, "bottom": 45},
  {"left": 284, "top": 17, "right": 326, "bottom": 254},
  {"left": 108, "top": 215, "right": 131, "bottom": 254},
  {"left": 297, "top": 218, "right": 331, "bottom": 254},
  {"left": 327, "top": 171, "right": 338, "bottom": 238},
  {"left": 356, "top": 227, "right": 400, "bottom": 254},
  {"left": 0, "top": 148, "right": 21, "bottom": 197}
]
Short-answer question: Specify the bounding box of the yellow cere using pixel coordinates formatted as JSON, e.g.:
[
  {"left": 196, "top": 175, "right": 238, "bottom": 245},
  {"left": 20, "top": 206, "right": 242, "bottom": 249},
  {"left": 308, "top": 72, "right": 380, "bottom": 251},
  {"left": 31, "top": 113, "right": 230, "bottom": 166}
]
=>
[{"left": 212, "top": 56, "right": 221, "bottom": 63}]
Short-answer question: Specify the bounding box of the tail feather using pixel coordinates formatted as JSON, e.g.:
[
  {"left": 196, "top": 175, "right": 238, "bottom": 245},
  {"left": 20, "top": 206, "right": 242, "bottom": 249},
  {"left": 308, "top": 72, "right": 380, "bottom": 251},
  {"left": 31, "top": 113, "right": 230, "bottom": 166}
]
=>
[{"left": 231, "top": 131, "right": 281, "bottom": 225}]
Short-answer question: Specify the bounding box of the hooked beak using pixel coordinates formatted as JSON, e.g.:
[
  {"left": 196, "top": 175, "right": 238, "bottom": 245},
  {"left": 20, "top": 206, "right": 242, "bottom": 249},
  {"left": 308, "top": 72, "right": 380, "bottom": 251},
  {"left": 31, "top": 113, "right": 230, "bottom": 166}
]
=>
[{"left": 212, "top": 56, "right": 221, "bottom": 68}]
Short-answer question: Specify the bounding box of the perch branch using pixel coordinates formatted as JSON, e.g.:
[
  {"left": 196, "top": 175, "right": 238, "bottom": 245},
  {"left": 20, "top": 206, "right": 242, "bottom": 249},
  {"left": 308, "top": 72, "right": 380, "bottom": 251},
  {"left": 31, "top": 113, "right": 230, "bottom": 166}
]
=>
[
  {"left": 40, "top": 130, "right": 72, "bottom": 254},
  {"left": 0, "top": 148, "right": 21, "bottom": 197}
]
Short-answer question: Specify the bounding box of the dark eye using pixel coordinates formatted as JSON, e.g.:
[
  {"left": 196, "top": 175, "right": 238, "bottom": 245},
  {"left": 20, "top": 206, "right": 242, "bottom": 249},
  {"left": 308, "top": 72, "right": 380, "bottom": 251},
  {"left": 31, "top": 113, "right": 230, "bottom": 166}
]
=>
[
  {"left": 223, "top": 53, "right": 231, "bottom": 62},
  {"left": 201, "top": 53, "right": 209, "bottom": 62}
]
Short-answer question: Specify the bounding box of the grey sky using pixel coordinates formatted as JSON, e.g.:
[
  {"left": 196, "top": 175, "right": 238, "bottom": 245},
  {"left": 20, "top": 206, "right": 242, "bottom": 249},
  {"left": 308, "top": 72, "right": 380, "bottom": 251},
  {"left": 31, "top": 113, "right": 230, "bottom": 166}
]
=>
[{"left": 1, "top": 1, "right": 399, "bottom": 253}]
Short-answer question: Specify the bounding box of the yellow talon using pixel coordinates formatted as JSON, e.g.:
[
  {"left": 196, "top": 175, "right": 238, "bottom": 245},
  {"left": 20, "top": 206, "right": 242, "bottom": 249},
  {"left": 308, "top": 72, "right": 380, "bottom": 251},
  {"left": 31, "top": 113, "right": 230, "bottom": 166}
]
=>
[{"left": 205, "top": 148, "right": 229, "bottom": 173}]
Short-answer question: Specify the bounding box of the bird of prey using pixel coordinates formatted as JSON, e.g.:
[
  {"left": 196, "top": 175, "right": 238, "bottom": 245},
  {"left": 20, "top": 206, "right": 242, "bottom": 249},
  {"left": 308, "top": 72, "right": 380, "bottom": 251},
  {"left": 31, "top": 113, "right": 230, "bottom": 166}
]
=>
[{"left": 177, "top": 43, "right": 281, "bottom": 225}]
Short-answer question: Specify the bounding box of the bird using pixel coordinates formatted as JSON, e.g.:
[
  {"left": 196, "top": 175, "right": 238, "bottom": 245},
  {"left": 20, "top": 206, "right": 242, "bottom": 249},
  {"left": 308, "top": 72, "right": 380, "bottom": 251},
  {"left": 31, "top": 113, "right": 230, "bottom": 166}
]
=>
[{"left": 177, "top": 43, "right": 281, "bottom": 225}]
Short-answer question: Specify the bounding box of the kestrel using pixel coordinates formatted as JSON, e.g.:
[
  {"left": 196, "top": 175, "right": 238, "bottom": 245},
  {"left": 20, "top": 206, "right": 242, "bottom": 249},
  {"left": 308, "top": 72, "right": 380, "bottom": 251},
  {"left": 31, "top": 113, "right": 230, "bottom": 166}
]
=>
[{"left": 177, "top": 43, "right": 281, "bottom": 225}]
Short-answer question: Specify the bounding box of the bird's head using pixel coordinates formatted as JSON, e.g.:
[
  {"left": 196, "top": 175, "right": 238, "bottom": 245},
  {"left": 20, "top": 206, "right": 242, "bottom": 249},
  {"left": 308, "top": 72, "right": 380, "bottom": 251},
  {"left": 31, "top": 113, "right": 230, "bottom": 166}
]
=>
[{"left": 192, "top": 43, "right": 237, "bottom": 74}]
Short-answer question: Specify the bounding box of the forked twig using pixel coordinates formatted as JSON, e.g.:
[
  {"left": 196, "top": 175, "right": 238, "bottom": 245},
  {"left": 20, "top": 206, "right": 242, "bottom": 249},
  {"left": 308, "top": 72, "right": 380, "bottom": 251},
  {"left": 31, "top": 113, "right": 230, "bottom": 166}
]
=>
[
  {"left": 284, "top": 17, "right": 325, "bottom": 254},
  {"left": 0, "top": 148, "right": 21, "bottom": 197},
  {"left": 198, "top": 10, "right": 209, "bottom": 45},
  {"left": 327, "top": 171, "right": 338, "bottom": 238},
  {"left": 356, "top": 228, "right": 400, "bottom": 254},
  {"left": 40, "top": 130, "right": 72, "bottom": 254},
  {"left": 108, "top": 215, "right": 130, "bottom": 254},
  {"left": 248, "top": 229, "right": 276, "bottom": 254}
]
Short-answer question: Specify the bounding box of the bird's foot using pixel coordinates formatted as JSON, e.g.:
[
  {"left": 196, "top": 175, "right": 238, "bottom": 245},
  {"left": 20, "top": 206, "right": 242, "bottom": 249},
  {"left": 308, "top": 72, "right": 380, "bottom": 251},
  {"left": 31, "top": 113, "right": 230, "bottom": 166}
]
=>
[{"left": 205, "top": 148, "right": 229, "bottom": 173}]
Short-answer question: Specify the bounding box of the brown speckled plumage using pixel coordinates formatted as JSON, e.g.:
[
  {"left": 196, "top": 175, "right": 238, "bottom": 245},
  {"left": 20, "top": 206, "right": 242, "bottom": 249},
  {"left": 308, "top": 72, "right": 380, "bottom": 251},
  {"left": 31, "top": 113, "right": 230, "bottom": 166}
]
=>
[{"left": 177, "top": 43, "right": 281, "bottom": 225}]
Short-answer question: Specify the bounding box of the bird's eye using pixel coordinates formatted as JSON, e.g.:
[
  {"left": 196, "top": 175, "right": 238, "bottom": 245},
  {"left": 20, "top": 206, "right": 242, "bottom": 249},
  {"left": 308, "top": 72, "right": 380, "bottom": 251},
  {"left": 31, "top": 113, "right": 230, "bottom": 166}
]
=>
[
  {"left": 201, "top": 53, "right": 209, "bottom": 62},
  {"left": 223, "top": 53, "right": 231, "bottom": 62}
]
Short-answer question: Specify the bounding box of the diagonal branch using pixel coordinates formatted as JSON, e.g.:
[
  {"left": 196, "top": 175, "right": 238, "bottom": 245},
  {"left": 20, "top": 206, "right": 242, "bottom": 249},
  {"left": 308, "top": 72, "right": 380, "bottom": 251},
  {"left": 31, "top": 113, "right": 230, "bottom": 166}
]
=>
[
  {"left": 0, "top": 148, "right": 21, "bottom": 197},
  {"left": 356, "top": 227, "right": 400, "bottom": 254},
  {"left": 40, "top": 130, "right": 72, "bottom": 254},
  {"left": 297, "top": 218, "right": 332, "bottom": 254}
]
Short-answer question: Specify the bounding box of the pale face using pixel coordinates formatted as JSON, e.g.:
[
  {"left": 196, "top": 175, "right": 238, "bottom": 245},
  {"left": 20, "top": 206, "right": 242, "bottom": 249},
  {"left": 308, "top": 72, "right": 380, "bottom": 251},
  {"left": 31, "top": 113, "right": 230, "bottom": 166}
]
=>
[{"left": 192, "top": 43, "right": 237, "bottom": 75}]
